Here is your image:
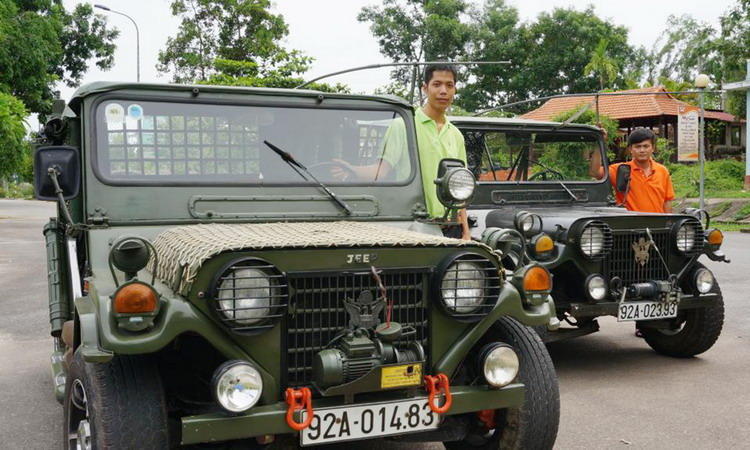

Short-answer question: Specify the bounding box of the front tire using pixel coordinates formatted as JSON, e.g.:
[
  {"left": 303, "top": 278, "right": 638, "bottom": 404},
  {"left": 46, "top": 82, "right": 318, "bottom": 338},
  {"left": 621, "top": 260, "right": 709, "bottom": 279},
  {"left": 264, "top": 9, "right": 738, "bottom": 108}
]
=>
[
  {"left": 445, "top": 317, "right": 560, "bottom": 450},
  {"left": 641, "top": 281, "right": 724, "bottom": 358},
  {"left": 63, "top": 348, "right": 169, "bottom": 449}
]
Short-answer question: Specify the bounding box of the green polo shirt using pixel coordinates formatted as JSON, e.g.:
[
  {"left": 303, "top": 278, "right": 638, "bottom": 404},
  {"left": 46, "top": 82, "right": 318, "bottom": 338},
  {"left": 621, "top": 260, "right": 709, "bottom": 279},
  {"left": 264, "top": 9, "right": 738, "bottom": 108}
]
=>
[{"left": 381, "top": 108, "right": 467, "bottom": 218}]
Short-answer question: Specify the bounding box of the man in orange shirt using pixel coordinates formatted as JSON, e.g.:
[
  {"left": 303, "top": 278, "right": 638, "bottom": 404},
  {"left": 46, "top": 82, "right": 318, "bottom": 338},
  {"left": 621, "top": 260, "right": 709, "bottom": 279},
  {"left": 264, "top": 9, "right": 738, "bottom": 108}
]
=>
[{"left": 591, "top": 128, "right": 675, "bottom": 213}]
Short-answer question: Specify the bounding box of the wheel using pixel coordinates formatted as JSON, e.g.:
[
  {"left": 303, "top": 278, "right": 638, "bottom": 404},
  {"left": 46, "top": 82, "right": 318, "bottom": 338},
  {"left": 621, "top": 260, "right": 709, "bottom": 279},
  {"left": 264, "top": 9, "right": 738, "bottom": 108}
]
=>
[
  {"left": 445, "top": 317, "right": 560, "bottom": 450},
  {"left": 641, "top": 268, "right": 724, "bottom": 358},
  {"left": 307, "top": 161, "right": 357, "bottom": 181},
  {"left": 64, "top": 348, "right": 169, "bottom": 449}
]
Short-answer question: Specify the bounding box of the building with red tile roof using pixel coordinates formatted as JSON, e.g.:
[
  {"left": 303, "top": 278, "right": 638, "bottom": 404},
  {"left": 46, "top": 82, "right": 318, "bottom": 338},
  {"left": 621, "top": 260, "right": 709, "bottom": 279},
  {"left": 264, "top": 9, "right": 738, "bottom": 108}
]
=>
[{"left": 521, "top": 86, "right": 745, "bottom": 158}]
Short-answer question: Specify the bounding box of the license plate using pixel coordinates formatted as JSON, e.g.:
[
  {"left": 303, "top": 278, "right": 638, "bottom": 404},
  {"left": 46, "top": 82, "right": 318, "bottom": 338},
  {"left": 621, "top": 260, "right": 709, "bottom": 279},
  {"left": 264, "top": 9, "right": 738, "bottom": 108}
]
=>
[
  {"left": 617, "top": 301, "right": 678, "bottom": 322},
  {"left": 300, "top": 398, "right": 439, "bottom": 446}
]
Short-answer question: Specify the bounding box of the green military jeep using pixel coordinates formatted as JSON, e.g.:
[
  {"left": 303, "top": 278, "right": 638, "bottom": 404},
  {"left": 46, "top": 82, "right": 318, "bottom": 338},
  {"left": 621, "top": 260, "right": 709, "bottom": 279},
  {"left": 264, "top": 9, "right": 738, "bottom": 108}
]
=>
[
  {"left": 452, "top": 116, "right": 728, "bottom": 356},
  {"left": 35, "top": 83, "right": 560, "bottom": 449}
]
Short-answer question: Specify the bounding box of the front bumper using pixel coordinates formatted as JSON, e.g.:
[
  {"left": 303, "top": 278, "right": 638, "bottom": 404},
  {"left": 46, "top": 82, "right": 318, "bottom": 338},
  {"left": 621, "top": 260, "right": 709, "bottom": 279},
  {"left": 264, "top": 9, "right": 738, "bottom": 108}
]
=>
[
  {"left": 568, "top": 293, "right": 720, "bottom": 318},
  {"left": 180, "top": 384, "right": 524, "bottom": 445}
]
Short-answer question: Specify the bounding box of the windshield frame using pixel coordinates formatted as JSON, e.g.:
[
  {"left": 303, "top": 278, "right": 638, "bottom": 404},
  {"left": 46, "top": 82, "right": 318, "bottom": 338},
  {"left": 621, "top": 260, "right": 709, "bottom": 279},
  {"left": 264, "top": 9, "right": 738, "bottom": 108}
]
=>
[
  {"left": 88, "top": 93, "right": 418, "bottom": 188},
  {"left": 459, "top": 124, "right": 611, "bottom": 186}
]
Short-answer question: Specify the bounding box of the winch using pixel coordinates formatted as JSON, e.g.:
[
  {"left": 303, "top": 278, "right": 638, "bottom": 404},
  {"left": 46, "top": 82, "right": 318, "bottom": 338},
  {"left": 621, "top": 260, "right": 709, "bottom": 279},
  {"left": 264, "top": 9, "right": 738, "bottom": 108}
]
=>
[{"left": 312, "top": 287, "right": 424, "bottom": 389}]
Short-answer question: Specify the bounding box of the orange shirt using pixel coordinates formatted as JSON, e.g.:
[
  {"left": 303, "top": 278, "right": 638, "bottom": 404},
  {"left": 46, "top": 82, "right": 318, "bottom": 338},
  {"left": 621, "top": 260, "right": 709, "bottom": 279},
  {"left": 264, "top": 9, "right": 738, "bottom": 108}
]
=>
[{"left": 608, "top": 159, "right": 675, "bottom": 213}]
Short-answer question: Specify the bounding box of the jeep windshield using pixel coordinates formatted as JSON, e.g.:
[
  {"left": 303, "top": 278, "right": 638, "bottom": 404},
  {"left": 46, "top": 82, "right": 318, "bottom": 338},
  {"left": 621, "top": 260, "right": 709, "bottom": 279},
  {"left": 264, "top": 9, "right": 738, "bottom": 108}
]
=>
[
  {"left": 94, "top": 99, "right": 414, "bottom": 185},
  {"left": 464, "top": 129, "right": 605, "bottom": 183}
]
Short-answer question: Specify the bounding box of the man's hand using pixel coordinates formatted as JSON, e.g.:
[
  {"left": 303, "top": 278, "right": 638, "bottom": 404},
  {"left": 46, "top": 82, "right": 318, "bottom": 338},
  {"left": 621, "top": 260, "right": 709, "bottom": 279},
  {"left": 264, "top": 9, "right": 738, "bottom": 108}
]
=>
[
  {"left": 330, "top": 158, "right": 356, "bottom": 181},
  {"left": 458, "top": 209, "right": 471, "bottom": 240}
]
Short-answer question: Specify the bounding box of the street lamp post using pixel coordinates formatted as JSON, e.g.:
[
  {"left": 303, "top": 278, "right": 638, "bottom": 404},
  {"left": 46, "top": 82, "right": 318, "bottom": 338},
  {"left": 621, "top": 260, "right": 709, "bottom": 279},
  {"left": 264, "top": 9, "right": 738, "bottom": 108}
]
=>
[
  {"left": 695, "top": 73, "right": 710, "bottom": 211},
  {"left": 94, "top": 4, "right": 140, "bottom": 82}
]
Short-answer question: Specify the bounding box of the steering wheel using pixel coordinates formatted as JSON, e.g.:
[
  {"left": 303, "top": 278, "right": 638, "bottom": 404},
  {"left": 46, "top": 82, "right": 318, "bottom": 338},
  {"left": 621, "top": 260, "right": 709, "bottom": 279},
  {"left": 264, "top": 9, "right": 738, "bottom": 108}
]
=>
[
  {"left": 528, "top": 168, "right": 565, "bottom": 181},
  {"left": 307, "top": 161, "right": 358, "bottom": 181}
]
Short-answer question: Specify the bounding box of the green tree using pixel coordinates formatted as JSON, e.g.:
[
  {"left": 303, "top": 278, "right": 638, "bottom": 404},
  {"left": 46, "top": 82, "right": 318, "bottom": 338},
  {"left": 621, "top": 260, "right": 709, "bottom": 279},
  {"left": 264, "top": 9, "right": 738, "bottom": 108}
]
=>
[
  {"left": 201, "top": 59, "right": 349, "bottom": 92},
  {"left": 157, "top": 0, "right": 311, "bottom": 85},
  {"left": 584, "top": 39, "right": 619, "bottom": 91},
  {"left": 0, "top": 1, "right": 118, "bottom": 115},
  {"left": 457, "top": 0, "right": 524, "bottom": 110},
  {"left": 0, "top": 92, "right": 29, "bottom": 181},
  {"left": 461, "top": 5, "right": 639, "bottom": 112},
  {"left": 358, "top": 0, "right": 473, "bottom": 103}
]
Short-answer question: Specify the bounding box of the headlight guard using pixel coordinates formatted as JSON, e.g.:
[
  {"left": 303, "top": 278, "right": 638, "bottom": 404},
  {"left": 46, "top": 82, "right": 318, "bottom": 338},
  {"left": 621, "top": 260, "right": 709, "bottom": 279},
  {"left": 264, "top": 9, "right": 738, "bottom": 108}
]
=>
[
  {"left": 576, "top": 220, "right": 613, "bottom": 260},
  {"left": 434, "top": 252, "right": 502, "bottom": 322},
  {"left": 671, "top": 218, "right": 704, "bottom": 256},
  {"left": 210, "top": 257, "right": 288, "bottom": 334}
]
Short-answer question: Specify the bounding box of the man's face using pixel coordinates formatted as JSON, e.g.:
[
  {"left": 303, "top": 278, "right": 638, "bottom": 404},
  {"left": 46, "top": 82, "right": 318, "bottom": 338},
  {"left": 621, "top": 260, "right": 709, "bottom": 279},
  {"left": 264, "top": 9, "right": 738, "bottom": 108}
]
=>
[
  {"left": 422, "top": 70, "right": 456, "bottom": 112},
  {"left": 628, "top": 139, "right": 654, "bottom": 163}
]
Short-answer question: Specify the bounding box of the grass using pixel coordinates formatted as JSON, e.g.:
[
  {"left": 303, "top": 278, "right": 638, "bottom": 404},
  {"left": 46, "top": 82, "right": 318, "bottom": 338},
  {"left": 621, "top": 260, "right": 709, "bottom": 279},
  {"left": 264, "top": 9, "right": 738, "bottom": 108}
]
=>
[
  {"left": 733, "top": 203, "right": 750, "bottom": 221},
  {"left": 0, "top": 182, "right": 33, "bottom": 199},
  {"left": 709, "top": 201, "right": 732, "bottom": 217},
  {"left": 714, "top": 222, "right": 750, "bottom": 232}
]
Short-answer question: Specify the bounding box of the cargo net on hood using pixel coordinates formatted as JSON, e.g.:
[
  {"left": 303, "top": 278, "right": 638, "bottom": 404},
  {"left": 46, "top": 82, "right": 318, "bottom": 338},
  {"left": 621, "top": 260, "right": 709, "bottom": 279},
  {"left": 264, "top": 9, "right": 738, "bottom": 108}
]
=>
[{"left": 149, "top": 222, "right": 488, "bottom": 295}]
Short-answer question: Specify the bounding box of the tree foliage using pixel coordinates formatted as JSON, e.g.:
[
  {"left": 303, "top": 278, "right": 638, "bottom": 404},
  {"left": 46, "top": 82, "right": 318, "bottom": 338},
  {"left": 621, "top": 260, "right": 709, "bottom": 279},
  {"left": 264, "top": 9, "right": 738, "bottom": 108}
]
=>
[
  {"left": 0, "top": 92, "right": 29, "bottom": 181},
  {"left": 157, "top": 0, "right": 313, "bottom": 86},
  {"left": 0, "top": 0, "right": 118, "bottom": 115},
  {"left": 584, "top": 39, "right": 619, "bottom": 91},
  {"left": 358, "top": 0, "right": 473, "bottom": 103}
]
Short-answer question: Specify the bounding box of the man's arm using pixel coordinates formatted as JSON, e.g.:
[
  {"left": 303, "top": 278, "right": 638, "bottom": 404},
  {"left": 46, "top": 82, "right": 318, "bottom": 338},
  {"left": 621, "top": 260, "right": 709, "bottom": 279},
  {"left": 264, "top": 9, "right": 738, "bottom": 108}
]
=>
[
  {"left": 663, "top": 200, "right": 673, "bottom": 213},
  {"left": 588, "top": 147, "right": 605, "bottom": 179},
  {"left": 458, "top": 208, "right": 471, "bottom": 240}
]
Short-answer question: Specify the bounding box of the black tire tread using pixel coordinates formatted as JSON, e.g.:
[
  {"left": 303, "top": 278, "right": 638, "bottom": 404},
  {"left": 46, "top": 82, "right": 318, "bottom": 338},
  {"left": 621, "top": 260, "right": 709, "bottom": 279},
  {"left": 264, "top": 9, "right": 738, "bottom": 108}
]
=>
[
  {"left": 642, "top": 283, "right": 724, "bottom": 358},
  {"left": 492, "top": 317, "right": 560, "bottom": 450},
  {"left": 65, "top": 349, "right": 169, "bottom": 449}
]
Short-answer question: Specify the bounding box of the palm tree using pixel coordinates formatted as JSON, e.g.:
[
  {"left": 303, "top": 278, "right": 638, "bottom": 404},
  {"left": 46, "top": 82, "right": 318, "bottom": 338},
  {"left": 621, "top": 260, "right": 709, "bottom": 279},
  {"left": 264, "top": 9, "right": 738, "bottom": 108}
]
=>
[{"left": 584, "top": 39, "right": 619, "bottom": 91}]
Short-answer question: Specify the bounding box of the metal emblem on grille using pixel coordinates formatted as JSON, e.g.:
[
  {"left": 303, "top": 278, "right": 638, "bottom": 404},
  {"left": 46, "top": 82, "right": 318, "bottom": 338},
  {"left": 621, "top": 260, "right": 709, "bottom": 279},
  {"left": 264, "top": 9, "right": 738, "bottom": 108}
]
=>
[
  {"left": 344, "top": 290, "right": 384, "bottom": 329},
  {"left": 631, "top": 237, "right": 652, "bottom": 266}
]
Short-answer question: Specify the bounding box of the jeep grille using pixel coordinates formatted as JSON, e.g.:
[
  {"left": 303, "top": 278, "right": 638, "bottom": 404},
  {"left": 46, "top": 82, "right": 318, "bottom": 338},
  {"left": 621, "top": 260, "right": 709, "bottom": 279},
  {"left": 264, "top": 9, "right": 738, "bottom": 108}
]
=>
[
  {"left": 285, "top": 269, "right": 429, "bottom": 387},
  {"left": 603, "top": 228, "right": 671, "bottom": 285}
]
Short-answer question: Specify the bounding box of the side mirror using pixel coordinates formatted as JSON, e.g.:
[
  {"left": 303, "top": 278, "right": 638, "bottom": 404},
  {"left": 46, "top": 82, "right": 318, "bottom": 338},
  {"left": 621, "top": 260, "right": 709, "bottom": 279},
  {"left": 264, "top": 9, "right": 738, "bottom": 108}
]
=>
[
  {"left": 34, "top": 146, "right": 80, "bottom": 201},
  {"left": 615, "top": 164, "right": 631, "bottom": 194},
  {"left": 434, "top": 158, "right": 476, "bottom": 210}
]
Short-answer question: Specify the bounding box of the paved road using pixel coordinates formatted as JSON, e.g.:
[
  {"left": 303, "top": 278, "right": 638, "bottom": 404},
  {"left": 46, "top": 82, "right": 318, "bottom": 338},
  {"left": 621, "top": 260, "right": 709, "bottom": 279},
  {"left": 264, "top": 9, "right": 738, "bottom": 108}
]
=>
[{"left": 1, "top": 199, "right": 748, "bottom": 449}]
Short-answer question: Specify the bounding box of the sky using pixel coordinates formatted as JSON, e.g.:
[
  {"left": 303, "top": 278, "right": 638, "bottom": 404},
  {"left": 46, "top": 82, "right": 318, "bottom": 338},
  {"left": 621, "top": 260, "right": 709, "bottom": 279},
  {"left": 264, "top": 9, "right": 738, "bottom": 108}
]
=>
[{"left": 59, "top": 0, "right": 740, "bottom": 99}]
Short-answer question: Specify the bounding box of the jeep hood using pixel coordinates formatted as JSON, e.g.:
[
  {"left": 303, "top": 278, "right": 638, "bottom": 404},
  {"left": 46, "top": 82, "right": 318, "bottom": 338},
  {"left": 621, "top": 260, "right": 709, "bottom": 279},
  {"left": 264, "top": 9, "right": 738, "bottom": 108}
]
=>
[
  {"left": 149, "top": 221, "right": 489, "bottom": 295},
  {"left": 486, "top": 205, "right": 693, "bottom": 234}
]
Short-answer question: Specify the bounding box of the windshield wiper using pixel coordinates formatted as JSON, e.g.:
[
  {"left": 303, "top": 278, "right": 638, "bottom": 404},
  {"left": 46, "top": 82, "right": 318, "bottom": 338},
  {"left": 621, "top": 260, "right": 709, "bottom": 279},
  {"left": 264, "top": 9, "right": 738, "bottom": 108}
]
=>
[{"left": 263, "top": 140, "right": 353, "bottom": 215}]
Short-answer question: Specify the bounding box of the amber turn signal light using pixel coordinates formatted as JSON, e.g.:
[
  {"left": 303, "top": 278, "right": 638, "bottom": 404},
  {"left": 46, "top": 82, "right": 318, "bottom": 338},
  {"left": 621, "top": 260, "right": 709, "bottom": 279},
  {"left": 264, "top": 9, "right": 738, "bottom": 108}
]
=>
[
  {"left": 706, "top": 229, "right": 723, "bottom": 246},
  {"left": 533, "top": 234, "right": 554, "bottom": 254},
  {"left": 114, "top": 282, "right": 158, "bottom": 314},
  {"left": 523, "top": 266, "right": 551, "bottom": 292}
]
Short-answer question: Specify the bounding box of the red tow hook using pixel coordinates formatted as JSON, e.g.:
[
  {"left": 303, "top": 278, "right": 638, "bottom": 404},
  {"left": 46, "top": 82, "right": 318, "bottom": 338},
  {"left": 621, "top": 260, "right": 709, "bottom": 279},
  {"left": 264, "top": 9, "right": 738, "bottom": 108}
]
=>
[
  {"left": 424, "top": 373, "right": 453, "bottom": 414},
  {"left": 284, "top": 387, "right": 314, "bottom": 431}
]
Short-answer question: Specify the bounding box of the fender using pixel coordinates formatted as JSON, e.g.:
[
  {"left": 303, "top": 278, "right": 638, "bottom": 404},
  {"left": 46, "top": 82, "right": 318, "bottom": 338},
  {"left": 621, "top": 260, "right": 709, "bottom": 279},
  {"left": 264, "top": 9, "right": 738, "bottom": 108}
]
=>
[{"left": 434, "top": 281, "right": 554, "bottom": 377}]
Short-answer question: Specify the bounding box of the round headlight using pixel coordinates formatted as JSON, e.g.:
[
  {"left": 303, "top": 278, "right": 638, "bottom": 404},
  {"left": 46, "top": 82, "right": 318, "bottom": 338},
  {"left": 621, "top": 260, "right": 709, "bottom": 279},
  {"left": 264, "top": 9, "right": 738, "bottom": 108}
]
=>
[
  {"left": 480, "top": 344, "right": 519, "bottom": 388},
  {"left": 676, "top": 223, "right": 697, "bottom": 252},
  {"left": 579, "top": 223, "right": 608, "bottom": 257},
  {"left": 441, "top": 260, "right": 485, "bottom": 313},
  {"left": 217, "top": 267, "right": 274, "bottom": 325},
  {"left": 212, "top": 361, "right": 263, "bottom": 413},
  {"left": 519, "top": 215, "right": 534, "bottom": 233},
  {"left": 585, "top": 274, "right": 607, "bottom": 301},
  {"left": 447, "top": 169, "right": 475, "bottom": 201},
  {"left": 694, "top": 268, "right": 714, "bottom": 294}
]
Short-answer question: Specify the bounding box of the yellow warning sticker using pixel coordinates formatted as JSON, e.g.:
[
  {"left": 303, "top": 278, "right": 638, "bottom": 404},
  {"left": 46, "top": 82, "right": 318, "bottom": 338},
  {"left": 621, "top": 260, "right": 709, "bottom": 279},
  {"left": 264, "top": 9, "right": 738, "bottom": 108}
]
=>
[{"left": 380, "top": 363, "right": 422, "bottom": 389}]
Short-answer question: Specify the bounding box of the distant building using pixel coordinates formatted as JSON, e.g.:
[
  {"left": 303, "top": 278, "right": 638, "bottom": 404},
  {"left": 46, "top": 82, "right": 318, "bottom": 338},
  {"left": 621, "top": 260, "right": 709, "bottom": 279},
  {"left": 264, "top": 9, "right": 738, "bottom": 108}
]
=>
[{"left": 522, "top": 86, "right": 745, "bottom": 160}]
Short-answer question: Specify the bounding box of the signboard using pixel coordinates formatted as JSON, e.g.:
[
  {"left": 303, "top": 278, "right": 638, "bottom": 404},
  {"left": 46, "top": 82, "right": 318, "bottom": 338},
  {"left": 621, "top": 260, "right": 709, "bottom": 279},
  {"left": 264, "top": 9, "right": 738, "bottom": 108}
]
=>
[{"left": 677, "top": 105, "right": 700, "bottom": 161}]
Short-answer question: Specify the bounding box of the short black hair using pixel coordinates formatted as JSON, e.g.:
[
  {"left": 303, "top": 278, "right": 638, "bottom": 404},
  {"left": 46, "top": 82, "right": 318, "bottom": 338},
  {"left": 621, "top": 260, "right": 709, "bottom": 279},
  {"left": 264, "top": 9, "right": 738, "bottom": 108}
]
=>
[
  {"left": 423, "top": 64, "right": 457, "bottom": 85},
  {"left": 627, "top": 128, "right": 656, "bottom": 146}
]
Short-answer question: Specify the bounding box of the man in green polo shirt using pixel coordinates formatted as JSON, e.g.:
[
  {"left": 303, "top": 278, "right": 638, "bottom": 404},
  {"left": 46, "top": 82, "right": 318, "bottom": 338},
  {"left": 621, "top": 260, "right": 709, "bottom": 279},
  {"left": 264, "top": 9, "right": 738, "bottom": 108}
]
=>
[{"left": 332, "top": 64, "right": 470, "bottom": 239}]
